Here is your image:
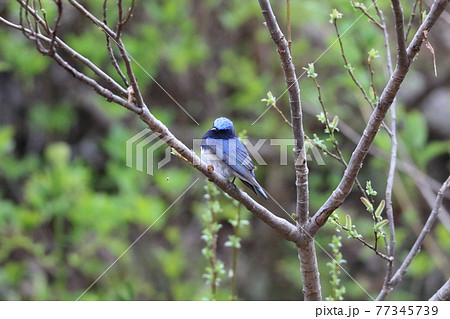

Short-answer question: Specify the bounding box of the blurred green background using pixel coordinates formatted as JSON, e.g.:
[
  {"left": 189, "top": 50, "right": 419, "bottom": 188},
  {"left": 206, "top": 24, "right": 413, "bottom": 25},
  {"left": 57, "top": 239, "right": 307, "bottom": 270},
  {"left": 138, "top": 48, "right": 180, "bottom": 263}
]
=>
[{"left": 0, "top": 0, "right": 449, "bottom": 300}]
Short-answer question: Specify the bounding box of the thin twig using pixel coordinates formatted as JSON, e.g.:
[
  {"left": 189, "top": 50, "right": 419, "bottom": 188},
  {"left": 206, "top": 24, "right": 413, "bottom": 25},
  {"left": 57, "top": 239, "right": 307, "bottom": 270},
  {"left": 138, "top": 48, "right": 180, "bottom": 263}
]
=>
[
  {"left": 330, "top": 216, "right": 393, "bottom": 262},
  {"left": 116, "top": 37, "right": 145, "bottom": 107},
  {"left": 270, "top": 102, "right": 292, "bottom": 127},
  {"left": 372, "top": 1, "right": 394, "bottom": 77},
  {"left": 68, "top": 0, "right": 145, "bottom": 108},
  {"left": 16, "top": 2, "right": 129, "bottom": 105},
  {"left": 52, "top": 52, "right": 140, "bottom": 113},
  {"left": 310, "top": 75, "right": 367, "bottom": 197},
  {"left": 20, "top": 0, "right": 36, "bottom": 40},
  {"left": 383, "top": 74, "right": 398, "bottom": 290},
  {"left": 103, "top": 0, "right": 129, "bottom": 87},
  {"left": 316, "top": 102, "right": 450, "bottom": 230},
  {"left": 207, "top": 193, "right": 219, "bottom": 299},
  {"left": 332, "top": 18, "right": 374, "bottom": 109},
  {"left": 116, "top": 0, "right": 135, "bottom": 37},
  {"left": 19, "top": 0, "right": 59, "bottom": 57},
  {"left": 67, "top": 0, "right": 116, "bottom": 38},
  {"left": 231, "top": 204, "right": 242, "bottom": 301},
  {"left": 373, "top": 0, "right": 399, "bottom": 298},
  {"left": 406, "top": 0, "right": 420, "bottom": 41},
  {"left": 352, "top": 2, "right": 384, "bottom": 29},
  {"left": 0, "top": 14, "right": 127, "bottom": 98},
  {"left": 117, "top": 0, "right": 123, "bottom": 36},
  {"left": 37, "top": 0, "right": 49, "bottom": 30},
  {"left": 305, "top": 102, "right": 450, "bottom": 226},
  {"left": 334, "top": 11, "right": 393, "bottom": 136},
  {"left": 420, "top": 0, "right": 424, "bottom": 24},
  {"left": 377, "top": 175, "right": 450, "bottom": 300},
  {"left": 367, "top": 57, "right": 378, "bottom": 102},
  {"left": 35, "top": 0, "right": 61, "bottom": 56},
  {"left": 267, "top": 100, "right": 348, "bottom": 164},
  {"left": 269, "top": 100, "right": 349, "bottom": 164},
  {"left": 286, "top": 0, "right": 291, "bottom": 50},
  {"left": 309, "top": 0, "right": 450, "bottom": 236},
  {"left": 122, "top": 0, "right": 135, "bottom": 26}
]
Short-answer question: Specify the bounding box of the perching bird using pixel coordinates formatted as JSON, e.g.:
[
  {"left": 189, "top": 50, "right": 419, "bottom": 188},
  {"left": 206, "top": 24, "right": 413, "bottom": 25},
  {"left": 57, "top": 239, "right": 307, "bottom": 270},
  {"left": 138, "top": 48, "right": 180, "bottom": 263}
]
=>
[{"left": 201, "top": 117, "right": 268, "bottom": 200}]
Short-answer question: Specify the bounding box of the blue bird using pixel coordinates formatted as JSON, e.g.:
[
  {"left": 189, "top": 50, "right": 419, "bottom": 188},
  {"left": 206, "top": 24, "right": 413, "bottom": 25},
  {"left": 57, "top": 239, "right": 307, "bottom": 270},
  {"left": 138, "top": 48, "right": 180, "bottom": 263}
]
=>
[{"left": 201, "top": 117, "right": 268, "bottom": 200}]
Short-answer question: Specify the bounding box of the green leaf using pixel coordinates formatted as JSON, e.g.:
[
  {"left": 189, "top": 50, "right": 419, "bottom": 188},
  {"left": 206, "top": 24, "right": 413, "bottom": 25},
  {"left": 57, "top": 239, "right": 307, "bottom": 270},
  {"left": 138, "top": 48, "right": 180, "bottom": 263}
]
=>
[
  {"left": 329, "top": 9, "right": 343, "bottom": 23},
  {"left": 345, "top": 214, "right": 352, "bottom": 229},
  {"left": 303, "top": 63, "right": 317, "bottom": 78},
  {"left": 328, "top": 115, "right": 339, "bottom": 132},
  {"left": 261, "top": 91, "right": 276, "bottom": 105},
  {"left": 317, "top": 112, "right": 327, "bottom": 124},
  {"left": 374, "top": 200, "right": 385, "bottom": 219},
  {"left": 374, "top": 219, "right": 389, "bottom": 231},
  {"left": 365, "top": 180, "right": 377, "bottom": 196},
  {"left": 368, "top": 48, "right": 379, "bottom": 60},
  {"left": 360, "top": 197, "right": 373, "bottom": 213}
]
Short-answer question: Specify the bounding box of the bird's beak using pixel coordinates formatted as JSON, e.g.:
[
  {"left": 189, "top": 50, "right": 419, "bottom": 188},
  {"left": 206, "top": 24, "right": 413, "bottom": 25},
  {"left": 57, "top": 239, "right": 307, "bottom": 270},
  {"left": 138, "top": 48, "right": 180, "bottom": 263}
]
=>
[{"left": 211, "top": 126, "right": 218, "bottom": 131}]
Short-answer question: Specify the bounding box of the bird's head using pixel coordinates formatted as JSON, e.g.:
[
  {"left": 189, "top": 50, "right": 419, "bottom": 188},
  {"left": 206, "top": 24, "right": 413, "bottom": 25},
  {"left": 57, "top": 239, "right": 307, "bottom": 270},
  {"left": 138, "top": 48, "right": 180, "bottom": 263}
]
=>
[{"left": 211, "top": 117, "right": 235, "bottom": 134}]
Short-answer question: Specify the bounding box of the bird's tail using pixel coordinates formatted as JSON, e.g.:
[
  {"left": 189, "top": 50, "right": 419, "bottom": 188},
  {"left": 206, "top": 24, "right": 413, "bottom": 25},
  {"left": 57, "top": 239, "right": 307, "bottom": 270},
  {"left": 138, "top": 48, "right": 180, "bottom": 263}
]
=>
[
  {"left": 256, "top": 186, "right": 269, "bottom": 200},
  {"left": 241, "top": 180, "right": 269, "bottom": 200}
]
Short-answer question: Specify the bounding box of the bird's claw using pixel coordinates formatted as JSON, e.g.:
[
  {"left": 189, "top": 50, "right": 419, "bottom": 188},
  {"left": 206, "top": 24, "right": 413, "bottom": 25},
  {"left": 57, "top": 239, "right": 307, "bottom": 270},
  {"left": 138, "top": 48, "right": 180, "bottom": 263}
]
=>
[{"left": 229, "top": 181, "right": 238, "bottom": 190}]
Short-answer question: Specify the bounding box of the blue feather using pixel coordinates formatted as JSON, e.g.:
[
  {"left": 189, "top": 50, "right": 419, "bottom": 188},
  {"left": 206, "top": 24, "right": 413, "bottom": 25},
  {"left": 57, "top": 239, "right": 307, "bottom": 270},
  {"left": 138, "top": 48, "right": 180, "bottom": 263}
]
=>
[{"left": 201, "top": 117, "right": 268, "bottom": 200}]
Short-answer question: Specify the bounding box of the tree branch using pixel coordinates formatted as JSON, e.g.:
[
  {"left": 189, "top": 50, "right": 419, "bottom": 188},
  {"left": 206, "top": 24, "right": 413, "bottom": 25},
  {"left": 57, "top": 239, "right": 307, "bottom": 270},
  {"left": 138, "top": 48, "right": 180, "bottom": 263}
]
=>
[
  {"left": 373, "top": 0, "right": 398, "bottom": 295},
  {"left": 257, "top": 0, "right": 309, "bottom": 226},
  {"left": 7, "top": 2, "right": 128, "bottom": 97},
  {"left": 377, "top": 175, "right": 450, "bottom": 300},
  {"left": 429, "top": 278, "right": 450, "bottom": 301},
  {"left": 258, "top": 0, "right": 321, "bottom": 301},
  {"left": 138, "top": 108, "right": 301, "bottom": 244},
  {"left": 67, "top": 0, "right": 145, "bottom": 108},
  {"left": 103, "top": 0, "right": 129, "bottom": 88},
  {"left": 52, "top": 51, "right": 140, "bottom": 113},
  {"left": 406, "top": 0, "right": 449, "bottom": 61},
  {"left": 324, "top": 104, "right": 450, "bottom": 230},
  {"left": 1, "top": 2, "right": 302, "bottom": 246},
  {"left": 3, "top": 0, "right": 448, "bottom": 302},
  {"left": 304, "top": 100, "right": 450, "bottom": 229},
  {"left": 333, "top": 18, "right": 375, "bottom": 110},
  {"left": 66, "top": 0, "right": 116, "bottom": 38},
  {"left": 406, "top": 0, "right": 420, "bottom": 41},
  {"left": 391, "top": 0, "right": 408, "bottom": 68},
  {"left": 308, "top": 0, "right": 450, "bottom": 236},
  {"left": 298, "top": 240, "right": 321, "bottom": 300}
]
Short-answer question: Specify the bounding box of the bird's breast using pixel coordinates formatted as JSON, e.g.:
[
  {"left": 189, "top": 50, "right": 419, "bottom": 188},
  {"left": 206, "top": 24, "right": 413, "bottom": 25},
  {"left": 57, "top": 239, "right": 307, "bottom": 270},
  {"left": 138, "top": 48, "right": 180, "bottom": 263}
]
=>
[{"left": 201, "top": 147, "right": 235, "bottom": 180}]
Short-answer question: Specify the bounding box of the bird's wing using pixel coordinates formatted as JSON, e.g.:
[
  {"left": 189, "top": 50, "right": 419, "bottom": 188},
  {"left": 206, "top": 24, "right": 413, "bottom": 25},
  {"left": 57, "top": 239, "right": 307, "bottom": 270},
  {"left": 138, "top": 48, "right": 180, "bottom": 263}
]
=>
[
  {"left": 203, "top": 137, "right": 255, "bottom": 175},
  {"left": 203, "top": 137, "right": 267, "bottom": 199}
]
